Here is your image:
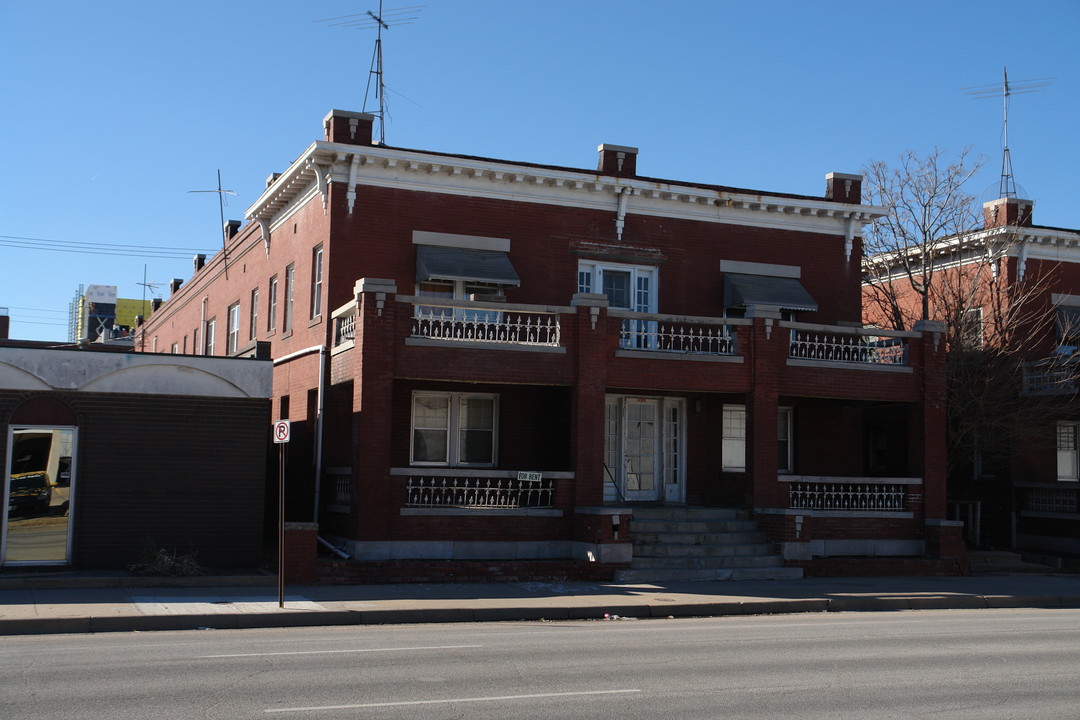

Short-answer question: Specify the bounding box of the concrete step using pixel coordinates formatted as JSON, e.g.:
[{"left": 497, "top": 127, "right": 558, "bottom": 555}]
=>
[
  {"left": 633, "top": 531, "right": 767, "bottom": 546},
  {"left": 630, "top": 507, "right": 745, "bottom": 522},
  {"left": 633, "top": 543, "right": 774, "bottom": 559},
  {"left": 631, "top": 520, "right": 759, "bottom": 534},
  {"left": 613, "top": 565, "right": 804, "bottom": 583},
  {"left": 629, "top": 555, "right": 784, "bottom": 570}
]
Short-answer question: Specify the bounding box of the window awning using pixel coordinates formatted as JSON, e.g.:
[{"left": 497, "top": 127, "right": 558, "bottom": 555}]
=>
[
  {"left": 415, "top": 245, "right": 520, "bottom": 286},
  {"left": 723, "top": 273, "right": 818, "bottom": 312}
]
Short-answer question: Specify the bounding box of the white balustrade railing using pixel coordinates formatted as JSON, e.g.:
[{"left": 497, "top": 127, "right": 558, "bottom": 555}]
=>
[
  {"left": 334, "top": 313, "right": 356, "bottom": 346},
  {"left": 788, "top": 327, "right": 908, "bottom": 365},
  {"left": 789, "top": 482, "right": 907, "bottom": 512},
  {"left": 411, "top": 304, "right": 561, "bottom": 347},
  {"left": 1023, "top": 487, "right": 1078, "bottom": 514},
  {"left": 618, "top": 317, "right": 737, "bottom": 355},
  {"left": 1022, "top": 361, "right": 1078, "bottom": 394},
  {"left": 405, "top": 475, "right": 555, "bottom": 509}
]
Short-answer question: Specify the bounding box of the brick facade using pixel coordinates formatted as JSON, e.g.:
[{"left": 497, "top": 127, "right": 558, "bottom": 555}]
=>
[{"left": 135, "top": 109, "right": 952, "bottom": 577}]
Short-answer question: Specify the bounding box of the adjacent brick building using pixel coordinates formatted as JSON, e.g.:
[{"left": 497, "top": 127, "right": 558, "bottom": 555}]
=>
[
  {"left": 136, "top": 109, "right": 960, "bottom": 579},
  {"left": 865, "top": 195, "right": 1080, "bottom": 556}
]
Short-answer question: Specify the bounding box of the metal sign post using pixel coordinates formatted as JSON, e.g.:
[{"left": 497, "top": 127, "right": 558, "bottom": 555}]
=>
[{"left": 273, "top": 420, "right": 291, "bottom": 609}]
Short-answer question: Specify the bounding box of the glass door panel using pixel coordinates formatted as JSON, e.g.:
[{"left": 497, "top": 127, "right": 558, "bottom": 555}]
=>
[{"left": 3, "top": 427, "right": 76, "bottom": 565}]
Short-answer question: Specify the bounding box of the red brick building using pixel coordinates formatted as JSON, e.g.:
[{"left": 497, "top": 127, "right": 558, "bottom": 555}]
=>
[
  {"left": 137, "top": 109, "right": 961, "bottom": 580},
  {"left": 865, "top": 195, "right": 1080, "bottom": 556}
]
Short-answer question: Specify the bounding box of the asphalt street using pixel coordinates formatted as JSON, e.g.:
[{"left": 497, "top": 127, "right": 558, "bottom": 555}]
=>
[{"left": 2, "top": 608, "right": 1078, "bottom": 719}]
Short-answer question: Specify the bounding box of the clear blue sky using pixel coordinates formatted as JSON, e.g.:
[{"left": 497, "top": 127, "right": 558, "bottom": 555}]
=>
[{"left": 3, "top": 0, "right": 1078, "bottom": 342}]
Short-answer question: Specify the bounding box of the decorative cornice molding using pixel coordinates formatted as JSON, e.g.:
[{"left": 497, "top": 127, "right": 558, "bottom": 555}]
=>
[{"left": 247, "top": 142, "right": 883, "bottom": 238}]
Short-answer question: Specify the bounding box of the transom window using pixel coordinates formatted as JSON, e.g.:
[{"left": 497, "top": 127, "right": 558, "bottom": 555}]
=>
[{"left": 411, "top": 392, "right": 498, "bottom": 466}]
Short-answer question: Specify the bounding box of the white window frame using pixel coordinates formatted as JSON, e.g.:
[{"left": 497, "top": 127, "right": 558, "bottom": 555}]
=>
[
  {"left": 777, "top": 406, "right": 794, "bottom": 473},
  {"left": 226, "top": 302, "right": 241, "bottom": 354},
  {"left": 722, "top": 404, "right": 746, "bottom": 472},
  {"left": 204, "top": 317, "right": 216, "bottom": 357},
  {"left": 410, "top": 391, "right": 498, "bottom": 467},
  {"left": 960, "top": 307, "right": 984, "bottom": 350},
  {"left": 1057, "top": 421, "right": 1079, "bottom": 482},
  {"left": 250, "top": 288, "right": 259, "bottom": 341},
  {"left": 578, "top": 260, "right": 657, "bottom": 349},
  {"left": 170, "top": 342, "right": 178, "bottom": 355},
  {"left": 311, "top": 245, "right": 324, "bottom": 319},
  {"left": 283, "top": 264, "right": 295, "bottom": 333},
  {"left": 267, "top": 276, "right": 278, "bottom": 332}
]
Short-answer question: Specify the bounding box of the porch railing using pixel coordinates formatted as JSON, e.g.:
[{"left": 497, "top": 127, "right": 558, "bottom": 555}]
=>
[
  {"left": 785, "top": 322, "right": 912, "bottom": 366},
  {"left": 403, "top": 473, "right": 556, "bottom": 509},
  {"left": 1021, "top": 486, "right": 1078, "bottom": 514},
  {"left": 323, "top": 467, "right": 353, "bottom": 511},
  {"left": 789, "top": 481, "right": 907, "bottom": 512},
  {"left": 408, "top": 299, "right": 561, "bottom": 347},
  {"left": 612, "top": 311, "right": 745, "bottom": 356},
  {"left": 1021, "top": 359, "right": 1079, "bottom": 394},
  {"left": 332, "top": 301, "right": 357, "bottom": 347}
]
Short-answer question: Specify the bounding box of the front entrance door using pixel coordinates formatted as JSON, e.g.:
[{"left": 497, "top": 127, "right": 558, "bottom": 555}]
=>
[
  {"left": 623, "top": 399, "right": 659, "bottom": 501},
  {"left": 2, "top": 426, "right": 77, "bottom": 566},
  {"left": 604, "top": 396, "right": 685, "bottom": 504}
]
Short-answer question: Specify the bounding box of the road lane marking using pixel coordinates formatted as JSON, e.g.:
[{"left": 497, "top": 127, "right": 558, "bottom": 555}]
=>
[
  {"left": 201, "top": 644, "right": 482, "bottom": 658},
  {"left": 264, "top": 688, "right": 642, "bottom": 712}
]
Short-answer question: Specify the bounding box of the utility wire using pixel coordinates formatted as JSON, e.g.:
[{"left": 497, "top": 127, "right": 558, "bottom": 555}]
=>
[{"left": 0, "top": 234, "right": 214, "bottom": 259}]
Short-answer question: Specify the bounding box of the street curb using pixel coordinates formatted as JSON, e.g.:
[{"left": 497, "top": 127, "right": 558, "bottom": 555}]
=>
[{"left": 3, "top": 595, "right": 1079, "bottom": 636}]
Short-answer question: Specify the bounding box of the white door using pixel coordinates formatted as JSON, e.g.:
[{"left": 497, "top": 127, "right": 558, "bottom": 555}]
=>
[{"left": 622, "top": 399, "right": 659, "bottom": 501}]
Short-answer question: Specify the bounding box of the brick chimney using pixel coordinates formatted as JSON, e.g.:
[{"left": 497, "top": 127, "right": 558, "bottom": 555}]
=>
[
  {"left": 983, "top": 197, "right": 1033, "bottom": 229},
  {"left": 194, "top": 254, "right": 206, "bottom": 272},
  {"left": 0, "top": 307, "right": 8, "bottom": 340},
  {"left": 825, "top": 172, "right": 862, "bottom": 203},
  {"left": 323, "top": 110, "right": 375, "bottom": 146},
  {"left": 597, "top": 144, "right": 638, "bottom": 177},
  {"left": 169, "top": 278, "right": 183, "bottom": 295},
  {"left": 224, "top": 220, "right": 242, "bottom": 239}
]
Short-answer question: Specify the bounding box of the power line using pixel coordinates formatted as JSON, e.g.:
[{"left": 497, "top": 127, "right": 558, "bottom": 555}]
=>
[
  {"left": 0, "top": 235, "right": 214, "bottom": 259},
  {"left": 5, "top": 306, "right": 68, "bottom": 314}
]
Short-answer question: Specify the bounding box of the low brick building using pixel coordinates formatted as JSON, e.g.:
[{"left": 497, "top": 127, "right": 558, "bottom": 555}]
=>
[
  {"left": 136, "top": 109, "right": 959, "bottom": 579},
  {"left": 0, "top": 342, "right": 271, "bottom": 571}
]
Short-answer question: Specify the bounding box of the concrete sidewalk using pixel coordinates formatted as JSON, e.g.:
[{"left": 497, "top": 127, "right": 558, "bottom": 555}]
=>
[{"left": 1, "top": 573, "right": 1079, "bottom": 635}]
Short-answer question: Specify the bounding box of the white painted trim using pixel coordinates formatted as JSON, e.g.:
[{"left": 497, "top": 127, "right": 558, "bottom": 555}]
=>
[
  {"left": 246, "top": 143, "right": 883, "bottom": 239},
  {"left": 1051, "top": 293, "right": 1080, "bottom": 308},
  {"left": 719, "top": 260, "right": 801, "bottom": 278},
  {"left": 412, "top": 231, "right": 511, "bottom": 253}
]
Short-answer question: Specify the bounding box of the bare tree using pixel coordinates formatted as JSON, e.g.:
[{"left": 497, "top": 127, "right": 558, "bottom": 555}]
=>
[
  {"left": 861, "top": 149, "right": 1071, "bottom": 521},
  {"left": 862, "top": 148, "right": 986, "bottom": 330}
]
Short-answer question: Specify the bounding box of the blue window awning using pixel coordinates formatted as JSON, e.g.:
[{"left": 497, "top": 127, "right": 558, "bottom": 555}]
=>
[
  {"left": 415, "top": 245, "right": 520, "bottom": 287},
  {"left": 723, "top": 273, "right": 818, "bottom": 312}
]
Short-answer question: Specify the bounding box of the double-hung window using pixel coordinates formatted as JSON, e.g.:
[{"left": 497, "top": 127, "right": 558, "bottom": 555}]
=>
[
  {"left": 411, "top": 392, "right": 498, "bottom": 466},
  {"left": 310, "top": 245, "right": 324, "bottom": 319},
  {"left": 283, "top": 264, "right": 295, "bottom": 333},
  {"left": 416, "top": 280, "right": 503, "bottom": 324},
  {"left": 249, "top": 288, "right": 259, "bottom": 340},
  {"left": 204, "top": 317, "right": 216, "bottom": 356},
  {"left": 1056, "top": 306, "right": 1080, "bottom": 355},
  {"left": 267, "top": 276, "right": 278, "bottom": 333},
  {"left": 722, "top": 405, "right": 746, "bottom": 472},
  {"left": 577, "top": 260, "right": 656, "bottom": 348},
  {"left": 226, "top": 302, "right": 241, "bottom": 354},
  {"left": 722, "top": 405, "right": 795, "bottom": 473},
  {"left": 1057, "top": 422, "right": 1079, "bottom": 481}
]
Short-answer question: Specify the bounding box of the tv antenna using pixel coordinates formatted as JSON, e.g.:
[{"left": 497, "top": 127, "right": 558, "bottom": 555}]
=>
[
  {"left": 963, "top": 67, "right": 1052, "bottom": 199},
  {"left": 315, "top": 3, "right": 424, "bottom": 144},
  {"left": 137, "top": 264, "right": 163, "bottom": 307},
  {"left": 188, "top": 169, "right": 238, "bottom": 278}
]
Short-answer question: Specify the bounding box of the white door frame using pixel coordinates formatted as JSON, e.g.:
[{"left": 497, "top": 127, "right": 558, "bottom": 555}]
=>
[
  {"left": 605, "top": 395, "right": 685, "bottom": 504},
  {"left": 2, "top": 425, "right": 78, "bottom": 566}
]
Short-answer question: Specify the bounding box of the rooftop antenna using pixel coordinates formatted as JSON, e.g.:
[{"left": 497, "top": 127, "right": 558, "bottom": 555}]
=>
[
  {"left": 963, "top": 67, "right": 1052, "bottom": 199},
  {"left": 137, "top": 264, "right": 162, "bottom": 307},
  {"left": 188, "top": 169, "right": 238, "bottom": 278},
  {"left": 315, "top": 3, "right": 424, "bottom": 144}
]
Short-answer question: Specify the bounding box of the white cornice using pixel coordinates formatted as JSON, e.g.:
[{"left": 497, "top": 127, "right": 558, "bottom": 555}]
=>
[{"left": 247, "top": 142, "right": 883, "bottom": 238}]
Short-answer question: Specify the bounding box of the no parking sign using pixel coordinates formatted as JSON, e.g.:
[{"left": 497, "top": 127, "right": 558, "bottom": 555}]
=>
[{"left": 273, "top": 420, "right": 291, "bottom": 444}]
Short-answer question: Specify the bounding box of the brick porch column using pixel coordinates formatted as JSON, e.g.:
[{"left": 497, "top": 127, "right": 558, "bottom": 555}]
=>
[
  {"left": 913, "top": 320, "right": 948, "bottom": 521},
  {"left": 745, "top": 305, "right": 786, "bottom": 510},
  {"left": 351, "top": 278, "right": 398, "bottom": 541},
  {"left": 571, "top": 293, "right": 611, "bottom": 508}
]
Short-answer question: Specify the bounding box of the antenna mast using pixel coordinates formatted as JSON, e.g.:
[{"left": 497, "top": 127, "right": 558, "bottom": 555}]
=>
[
  {"left": 188, "top": 169, "right": 238, "bottom": 278},
  {"left": 963, "top": 67, "right": 1052, "bottom": 199},
  {"left": 315, "top": 4, "right": 423, "bottom": 145}
]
